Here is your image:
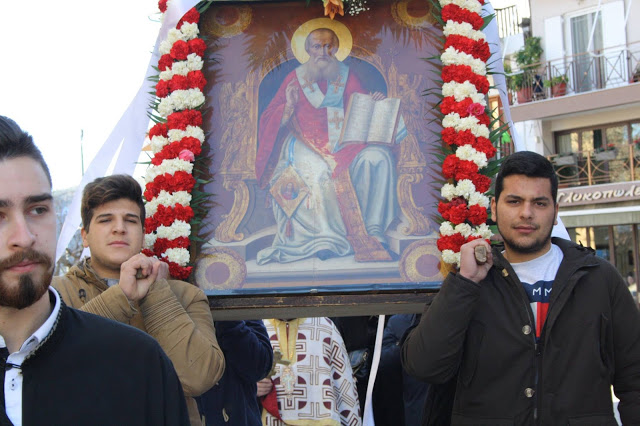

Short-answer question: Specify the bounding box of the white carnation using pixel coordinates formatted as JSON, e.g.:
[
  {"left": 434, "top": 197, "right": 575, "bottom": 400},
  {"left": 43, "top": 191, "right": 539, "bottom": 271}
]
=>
[
  {"left": 443, "top": 113, "right": 489, "bottom": 138},
  {"left": 163, "top": 247, "right": 191, "bottom": 265},
  {"left": 441, "top": 249, "right": 461, "bottom": 266},
  {"left": 156, "top": 220, "right": 191, "bottom": 240},
  {"left": 440, "top": 221, "right": 455, "bottom": 236},
  {"left": 472, "top": 223, "right": 493, "bottom": 239},
  {"left": 443, "top": 21, "right": 485, "bottom": 41},
  {"left": 144, "top": 233, "right": 158, "bottom": 250},
  {"left": 170, "top": 62, "right": 189, "bottom": 77},
  {"left": 442, "top": 81, "right": 486, "bottom": 105},
  {"left": 186, "top": 53, "right": 204, "bottom": 71},
  {"left": 441, "top": 183, "right": 457, "bottom": 200},
  {"left": 457, "top": 179, "right": 477, "bottom": 198},
  {"left": 454, "top": 223, "right": 473, "bottom": 237},
  {"left": 145, "top": 159, "right": 193, "bottom": 181},
  {"left": 159, "top": 69, "right": 174, "bottom": 81},
  {"left": 180, "top": 22, "right": 200, "bottom": 39},
  {"left": 168, "top": 125, "right": 205, "bottom": 143},
  {"left": 441, "top": 47, "right": 487, "bottom": 75},
  {"left": 439, "top": 0, "right": 482, "bottom": 14},
  {"left": 145, "top": 191, "right": 192, "bottom": 216},
  {"left": 456, "top": 144, "right": 488, "bottom": 168},
  {"left": 157, "top": 97, "right": 175, "bottom": 117},
  {"left": 468, "top": 191, "right": 490, "bottom": 207},
  {"left": 150, "top": 135, "right": 170, "bottom": 154}
]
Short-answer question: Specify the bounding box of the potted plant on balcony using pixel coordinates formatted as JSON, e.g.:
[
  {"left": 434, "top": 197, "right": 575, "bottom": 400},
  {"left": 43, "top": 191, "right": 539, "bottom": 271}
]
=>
[
  {"left": 594, "top": 143, "right": 618, "bottom": 161},
  {"left": 544, "top": 74, "right": 569, "bottom": 97},
  {"left": 512, "top": 37, "right": 544, "bottom": 104}
]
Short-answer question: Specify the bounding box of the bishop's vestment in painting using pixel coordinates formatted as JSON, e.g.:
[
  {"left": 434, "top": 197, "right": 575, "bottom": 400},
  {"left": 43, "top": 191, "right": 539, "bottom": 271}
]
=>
[
  {"left": 255, "top": 61, "right": 407, "bottom": 265},
  {"left": 262, "top": 317, "right": 362, "bottom": 426}
]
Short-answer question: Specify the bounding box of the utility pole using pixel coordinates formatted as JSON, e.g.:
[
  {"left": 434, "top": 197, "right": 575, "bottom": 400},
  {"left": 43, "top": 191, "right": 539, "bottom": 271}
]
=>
[{"left": 80, "top": 129, "right": 85, "bottom": 177}]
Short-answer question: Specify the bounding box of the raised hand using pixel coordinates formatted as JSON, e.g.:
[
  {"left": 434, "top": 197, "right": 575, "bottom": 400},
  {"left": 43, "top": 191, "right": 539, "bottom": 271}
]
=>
[
  {"left": 119, "top": 253, "right": 168, "bottom": 302},
  {"left": 458, "top": 239, "right": 493, "bottom": 284}
]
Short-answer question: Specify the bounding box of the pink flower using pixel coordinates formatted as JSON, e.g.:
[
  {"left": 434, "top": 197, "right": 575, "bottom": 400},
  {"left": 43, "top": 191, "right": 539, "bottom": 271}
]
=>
[
  {"left": 178, "top": 149, "right": 195, "bottom": 162},
  {"left": 467, "top": 102, "right": 485, "bottom": 117}
]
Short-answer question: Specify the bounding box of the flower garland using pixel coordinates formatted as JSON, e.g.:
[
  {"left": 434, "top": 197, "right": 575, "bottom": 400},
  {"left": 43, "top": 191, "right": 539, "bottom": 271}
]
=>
[
  {"left": 142, "top": 4, "right": 206, "bottom": 279},
  {"left": 435, "top": 0, "right": 498, "bottom": 266}
]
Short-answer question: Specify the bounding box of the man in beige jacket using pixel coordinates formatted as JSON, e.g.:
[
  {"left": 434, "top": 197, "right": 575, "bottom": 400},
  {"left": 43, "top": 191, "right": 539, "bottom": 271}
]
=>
[{"left": 53, "top": 174, "right": 224, "bottom": 425}]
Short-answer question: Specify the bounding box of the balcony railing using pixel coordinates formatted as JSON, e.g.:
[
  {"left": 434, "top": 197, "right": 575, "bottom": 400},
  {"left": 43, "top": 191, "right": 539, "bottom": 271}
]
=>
[
  {"left": 547, "top": 144, "right": 640, "bottom": 188},
  {"left": 507, "top": 41, "right": 640, "bottom": 105}
]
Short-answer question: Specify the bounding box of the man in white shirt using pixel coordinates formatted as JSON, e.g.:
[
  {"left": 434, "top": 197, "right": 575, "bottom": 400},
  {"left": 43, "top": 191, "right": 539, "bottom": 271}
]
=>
[{"left": 0, "top": 115, "right": 189, "bottom": 425}]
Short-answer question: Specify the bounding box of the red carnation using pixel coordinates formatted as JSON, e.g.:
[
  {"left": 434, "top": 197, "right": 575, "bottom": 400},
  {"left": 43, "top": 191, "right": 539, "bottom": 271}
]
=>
[
  {"left": 167, "top": 109, "right": 202, "bottom": 130},
  {"left": 154, "top": 237, "right": 191, "bottom": 254},
  {"left": 447, "top": 204, "right": 468, "bottom": 224},
  {"left": 156, "top": 80, "right": 169, "bottom": 98},
  {"left": 442, "top": 155, "right": 459, "bottom": 179},
  {"left": 468, "top": 205, "right": 488, "bottom": 225},
  {"left": 471, "top": 174, "right": 492, "bottom": 193},
  {"left": 158, "top": 54, "right": 174, "bottom": 72},
  {"left": 152, "top": 137, "right": 202, "bottom": 165},
  {"left": 437, "top": 233, "right": 466, "bottom": 253},
  {"left": 142, "top": 248, "right": 156, "bottom": 258},
  {"left": 158, "top": 0, "right": 168, "bottom": 13},
  {"left": 187, "top": 71, "right": 207, "bottom": 91},
  {"left": 441, "top": 97, "right": 474, "bottom": 116},
  {"left": 444, "top": 35, "right": 491, "bottom": 62},
  {"left": 473, "top": 136, "right": 497, "bottom": 158},
  {"left": 145, "top": 171, "right": 196, "bottom": 199},
  {"left": 441, "top": 4, "right": 484, "bottom": 30},
  {"left": 177, "top": 8, "right": 200, "bottom": 29},
  {"left": 188, "top": 38, "right": 207, "bottom": 57},
  {"left": 476, "top": 113, "right": 491, "bottom": 127},
  {"left": 442, "top": 128, "right": 476, "bottom": 147},
  {"left": 454, "top": 160, "right": 479, "bottom": 181},
  {"left": 169, "top": 75, "right": 189, "bottom": 92},
  {"left": 441, "top": 65, "right": 490, "bottom": 94},
  {"left": 149, "top": 123, "right": 169, "bottom": 139},
  {"left": 146, "top": 204, "right": 195, "bottom": 233},
  {"left": 170, "top": 40, "right": 189, "bottom": 61},
  {"left": 167, "top": 261, "right": 192, "bottom": 279}
]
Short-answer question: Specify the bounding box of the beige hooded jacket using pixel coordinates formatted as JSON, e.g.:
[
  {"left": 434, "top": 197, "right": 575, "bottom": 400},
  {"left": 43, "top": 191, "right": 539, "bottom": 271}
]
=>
[{"left": 52, "top": 259, "right": 225, "bottom": 425}]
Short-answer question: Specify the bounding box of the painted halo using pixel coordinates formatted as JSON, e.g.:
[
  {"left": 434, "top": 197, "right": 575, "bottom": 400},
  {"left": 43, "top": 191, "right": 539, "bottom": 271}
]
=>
[{"left": 291, "top": 17, "right": 353, "bottom": 64}]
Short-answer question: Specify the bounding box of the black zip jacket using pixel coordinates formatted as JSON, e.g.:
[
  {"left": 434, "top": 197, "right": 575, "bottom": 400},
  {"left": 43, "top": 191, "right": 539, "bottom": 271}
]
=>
[{"left": 402, "top": 238, "right": 640, "bottom": 425}]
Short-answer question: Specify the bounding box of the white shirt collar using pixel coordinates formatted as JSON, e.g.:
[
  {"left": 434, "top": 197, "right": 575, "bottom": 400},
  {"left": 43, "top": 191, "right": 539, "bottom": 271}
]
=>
[{"left": 0, "top": 287, "right": 61, "bottom": 356}]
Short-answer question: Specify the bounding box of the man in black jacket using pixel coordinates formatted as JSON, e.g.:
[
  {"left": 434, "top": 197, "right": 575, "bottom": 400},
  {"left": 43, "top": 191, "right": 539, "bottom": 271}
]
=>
[
  {"left": 402, "top": 151, "right": 640, "bottom": 425},
  {"left": 0, "top": 116, "right": 189, "bottom": 425}
]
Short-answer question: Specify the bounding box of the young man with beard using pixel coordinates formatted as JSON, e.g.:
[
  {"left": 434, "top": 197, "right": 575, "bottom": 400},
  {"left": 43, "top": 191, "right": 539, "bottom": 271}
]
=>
[
  {"left": 0, "top": 116, "right": 189, "bottom": 425},
  {"left": 52, "top": 174, "right": 225, "bottom": 426},
  {"left": 402, "top": 151, "right": 640, "bottom": 425}
]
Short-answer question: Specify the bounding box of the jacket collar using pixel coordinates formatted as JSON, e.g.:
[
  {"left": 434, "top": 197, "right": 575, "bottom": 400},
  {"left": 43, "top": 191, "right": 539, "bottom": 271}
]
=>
[{"left": 67, "top": 258, "right": 110, "bottom": 291}]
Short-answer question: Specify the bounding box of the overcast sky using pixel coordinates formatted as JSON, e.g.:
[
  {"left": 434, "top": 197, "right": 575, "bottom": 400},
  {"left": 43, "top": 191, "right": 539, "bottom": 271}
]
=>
[{"left": 0, "top": 0, "right": 160, "bottom": 190}]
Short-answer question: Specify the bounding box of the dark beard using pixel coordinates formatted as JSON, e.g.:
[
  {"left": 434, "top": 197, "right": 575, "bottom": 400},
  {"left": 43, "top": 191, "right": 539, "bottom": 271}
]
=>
[
  {"left": 0, "top": 249, "right": 53, "bottom": 309},
  {"left": 303, "top": 58, "right": 340, "bottom": 83},
  {"left": 498, "top": 223, "right": 554, "bottom": 256}
]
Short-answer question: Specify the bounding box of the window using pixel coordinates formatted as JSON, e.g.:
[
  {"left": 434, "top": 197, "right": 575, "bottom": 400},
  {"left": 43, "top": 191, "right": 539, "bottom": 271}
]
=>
[{"left": 555, "top": 120, "right": 640, "bottom": 154}]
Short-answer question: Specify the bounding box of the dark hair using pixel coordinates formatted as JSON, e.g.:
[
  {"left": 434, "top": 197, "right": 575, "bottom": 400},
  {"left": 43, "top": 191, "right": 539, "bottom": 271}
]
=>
[
  {"left": 305, "top": 28, "right": 340, "bottom": 52},
  {"left": 0, "top": 116, "right": 52, "bottom": 186},
  {"left": 494, "top": 151, "right": 558, "bottom": 204},
  {"left": 81, "top": 174, "right": 145, "bottom": 231}
]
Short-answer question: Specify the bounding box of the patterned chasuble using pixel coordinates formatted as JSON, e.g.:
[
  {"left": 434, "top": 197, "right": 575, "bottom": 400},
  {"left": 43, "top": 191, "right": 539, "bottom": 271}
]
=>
[
  {"left": 263, "top": 318, "right": 362, "bottom": 426},
  {"left": 511, "top": 244, "right": 563, "bottom": 340}
]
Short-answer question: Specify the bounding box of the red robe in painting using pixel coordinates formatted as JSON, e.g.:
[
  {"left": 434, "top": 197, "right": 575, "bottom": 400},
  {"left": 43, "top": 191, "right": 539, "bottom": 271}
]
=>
[{"left": 255, "top": 67, "right": 368, "bottom": 188}]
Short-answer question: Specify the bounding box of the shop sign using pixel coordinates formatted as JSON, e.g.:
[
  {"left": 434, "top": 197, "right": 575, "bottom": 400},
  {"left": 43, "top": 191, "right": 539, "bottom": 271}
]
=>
[{"left": 557, "top": 181, "right": 640, "bottom": 207}]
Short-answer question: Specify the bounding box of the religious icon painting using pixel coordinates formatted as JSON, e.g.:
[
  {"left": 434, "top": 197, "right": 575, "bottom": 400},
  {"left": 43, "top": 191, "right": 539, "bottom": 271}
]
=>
[{"left": 194, "top": 0, "right": 450, "bottom": 297}]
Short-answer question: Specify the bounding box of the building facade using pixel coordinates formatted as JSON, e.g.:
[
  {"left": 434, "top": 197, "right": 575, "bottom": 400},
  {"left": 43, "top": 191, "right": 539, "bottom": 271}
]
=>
[{"left": 498, "top": 0, "right": 640, "bottom": 296}]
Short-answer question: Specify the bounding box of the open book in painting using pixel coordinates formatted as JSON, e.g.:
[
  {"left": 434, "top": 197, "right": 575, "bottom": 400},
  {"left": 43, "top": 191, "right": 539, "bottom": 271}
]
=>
[{"left": 336, "top": 93, "right": 401, "bottom": 151}]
